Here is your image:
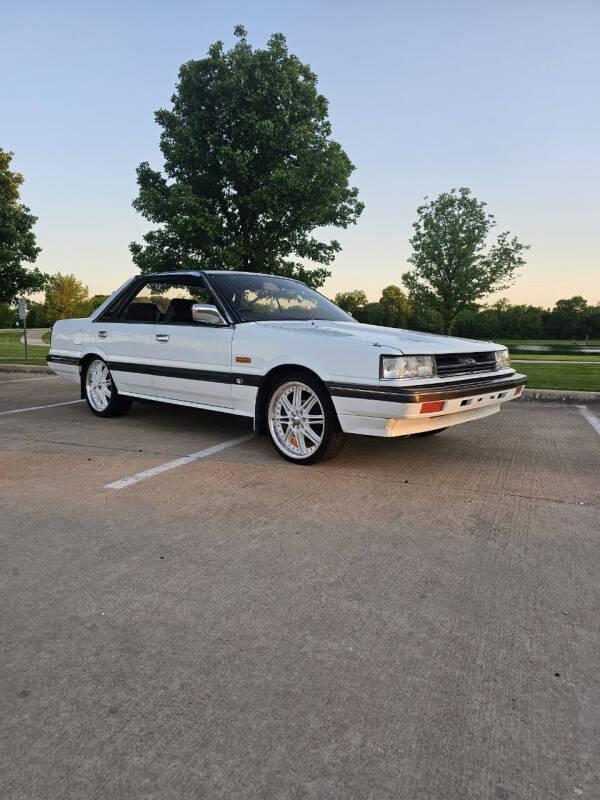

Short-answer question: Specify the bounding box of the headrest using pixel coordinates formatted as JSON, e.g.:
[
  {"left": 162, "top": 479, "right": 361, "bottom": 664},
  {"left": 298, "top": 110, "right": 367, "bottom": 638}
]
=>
[
  {"left": 164, "top": 298, "right": 194, "bottom": 323},
  {"left": 125, "top": 302, "right": 160, "bottom": 322}
]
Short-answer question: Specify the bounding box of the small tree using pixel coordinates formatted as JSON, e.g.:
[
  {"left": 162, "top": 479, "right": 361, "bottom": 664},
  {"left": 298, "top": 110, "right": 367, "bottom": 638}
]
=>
[
  {"left": 25, "top": 300, "right": 50, "bottom": 327},
  {"left": 0, "top": 149, "right": 48, "bottom": 304},
  {"left": 380, "top": 285, "right": 410, "bottom": 327},
  {"left": 548, "top": 296, "right": 587, "bottom": 339},
  {"left": 130, "top": 26, "right": 363, "bottom": 288},
  {"left": 0, "top": 302, "right": 17, "bottom": 327},
  {"left": 78, "top": 293, "right": 110, "bottom": 318},
  {"left": 45, "top": 273, "right": 89, "bottom": 323},
  {"left": 355, "top": 302, "right": 387, "bottom": 326},
  {"left": 334, "top": 289, "right": 367, "bottom": 315},
  {"left": 402, "top": 188, "right": 529, "bottom": 334},
  {"left": 582, "top": 303, "right": 600, "bottom": 340}
]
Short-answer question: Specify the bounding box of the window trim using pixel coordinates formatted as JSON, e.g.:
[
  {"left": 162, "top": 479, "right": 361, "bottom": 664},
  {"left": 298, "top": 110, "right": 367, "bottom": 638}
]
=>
[
  {"left": 94, "top": 274, "right": 233, "bottom": 327},
  {"left": 202, "top": 273, "right": 240, "bottom": 325}
]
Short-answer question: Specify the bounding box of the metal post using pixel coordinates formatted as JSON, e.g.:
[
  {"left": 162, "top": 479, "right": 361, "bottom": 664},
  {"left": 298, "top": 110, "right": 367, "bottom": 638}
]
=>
[
  {"left": 23, "top": 312, "right": 28, "bottom": 361},
  {"left": 17, "top": 297, "right": 28, "bottom": 361}
]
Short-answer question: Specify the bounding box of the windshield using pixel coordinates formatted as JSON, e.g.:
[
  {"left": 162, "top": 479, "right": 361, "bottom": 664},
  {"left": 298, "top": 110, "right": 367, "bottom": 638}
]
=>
[{"left": 209, "top": 273, "right": 353, "bottom": 323}]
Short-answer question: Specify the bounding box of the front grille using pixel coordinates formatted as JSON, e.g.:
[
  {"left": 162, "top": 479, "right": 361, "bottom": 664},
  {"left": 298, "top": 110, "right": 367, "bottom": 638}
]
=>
[{"left": 435, "top": 351, "right": 497, "bottom": 377}]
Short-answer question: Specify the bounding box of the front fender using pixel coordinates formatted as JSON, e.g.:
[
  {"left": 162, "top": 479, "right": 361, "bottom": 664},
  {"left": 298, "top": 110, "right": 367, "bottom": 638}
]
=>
[{"left": 232, "top": 323, "right": 386, "bottom": 385}]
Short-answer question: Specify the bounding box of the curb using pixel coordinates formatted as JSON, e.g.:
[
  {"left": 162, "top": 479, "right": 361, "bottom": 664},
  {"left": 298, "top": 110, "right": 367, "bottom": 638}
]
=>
[
  {"left": 522, "top": 388, "right": 600, "bottom": 405},
  {"left": 0, "top": 363, "right": 53, "bottom": 374}
]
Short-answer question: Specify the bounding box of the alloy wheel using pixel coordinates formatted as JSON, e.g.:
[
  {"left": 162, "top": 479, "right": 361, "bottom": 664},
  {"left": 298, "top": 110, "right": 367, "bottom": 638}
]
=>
[
  {"left": 86, "top": 359, "right": 113, "bottom": 412},
  {"left": 268, "top": 381, "right": 325, "bottom": 460}
]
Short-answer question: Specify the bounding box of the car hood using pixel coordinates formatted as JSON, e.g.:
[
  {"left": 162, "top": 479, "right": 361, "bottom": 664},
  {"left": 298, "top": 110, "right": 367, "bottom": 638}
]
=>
[{"left": 252, "top": 320, "right": 499, "bottom": 355}]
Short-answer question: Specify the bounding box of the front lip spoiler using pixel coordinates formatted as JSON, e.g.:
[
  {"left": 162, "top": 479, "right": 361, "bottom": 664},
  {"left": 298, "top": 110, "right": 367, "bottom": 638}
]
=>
[{"left": 326, "top": 373, "right": 527, "bottom": 404}]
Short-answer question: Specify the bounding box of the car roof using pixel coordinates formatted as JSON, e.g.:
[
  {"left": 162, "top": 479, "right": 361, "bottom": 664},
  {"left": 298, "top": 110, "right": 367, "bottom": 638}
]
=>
[
  {"left": 140, "top": 270, "right": 301, "bottom": 281},
  {"left": 202, "top": 270, "right": 284, "bottom": 277},
  {"left": 140, "top": 271, "right": 202, "bottom": 278}
]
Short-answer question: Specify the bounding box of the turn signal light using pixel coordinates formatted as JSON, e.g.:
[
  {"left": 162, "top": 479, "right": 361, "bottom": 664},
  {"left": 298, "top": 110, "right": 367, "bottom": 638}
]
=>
[{"left": 420, "top": 401, "right": 444, "bottom": 414}]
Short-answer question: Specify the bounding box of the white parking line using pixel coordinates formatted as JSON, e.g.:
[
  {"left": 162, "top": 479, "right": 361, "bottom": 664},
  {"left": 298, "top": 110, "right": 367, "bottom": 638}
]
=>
[
  {"left": 104, "top": 433, "right": 255, "bottom": 490},
  {"left": 577, "top": 405, "right": 600, "bottom": 436},
  {"left": 0, "top": 376, "right": 60, "bottom": 384},
  {"left": 0, "top": 400, "right": 84, "bottom": 416}
]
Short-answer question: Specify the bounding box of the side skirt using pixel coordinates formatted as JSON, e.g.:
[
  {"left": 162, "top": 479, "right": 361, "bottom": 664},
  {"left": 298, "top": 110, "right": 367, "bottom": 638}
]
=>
[{"left": 119, "top": 391, "right": 255, "bottom": 418}]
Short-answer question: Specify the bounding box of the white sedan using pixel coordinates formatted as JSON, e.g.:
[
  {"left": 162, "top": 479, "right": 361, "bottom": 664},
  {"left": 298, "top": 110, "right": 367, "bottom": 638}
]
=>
[{"left": 47, "top": 271, "right": 526, "bottom": 463}]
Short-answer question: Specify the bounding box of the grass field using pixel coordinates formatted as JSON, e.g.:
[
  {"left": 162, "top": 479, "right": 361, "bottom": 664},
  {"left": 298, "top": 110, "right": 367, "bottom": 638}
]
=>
[
  {"left": 519, "top": 362, "right": 600, "bottom": 392},
  {"left": 511, "top": 353, "right": 600, "bottom": 362},
  {"left": 499, "top": 339, "right": 600, "bottom": 347},
  {"left": 500, "top": 339, "right": 600, "bottom": 389},
  {"left": 0, "top": 331, "right": 49, "bottom": 366}
]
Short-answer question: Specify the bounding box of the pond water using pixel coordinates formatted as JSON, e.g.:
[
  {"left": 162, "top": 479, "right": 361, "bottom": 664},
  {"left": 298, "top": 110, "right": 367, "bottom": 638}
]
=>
[{"left": 508, "top": 344, "right": 600, "bottom": 355}]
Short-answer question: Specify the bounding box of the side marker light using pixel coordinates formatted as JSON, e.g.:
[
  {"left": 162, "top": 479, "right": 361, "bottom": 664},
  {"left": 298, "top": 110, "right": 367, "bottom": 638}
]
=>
[{"left": 420, "top": 401, "right": 444, "bottom": 414}]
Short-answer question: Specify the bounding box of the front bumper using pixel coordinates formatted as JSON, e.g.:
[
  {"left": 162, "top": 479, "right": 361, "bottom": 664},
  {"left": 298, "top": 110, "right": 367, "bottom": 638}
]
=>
[
  {"left": 327, "top": 372, "right": 527, "bottom": 404},
  {"left": 329, "top": 372, "right": 527, "bottom": 437}
]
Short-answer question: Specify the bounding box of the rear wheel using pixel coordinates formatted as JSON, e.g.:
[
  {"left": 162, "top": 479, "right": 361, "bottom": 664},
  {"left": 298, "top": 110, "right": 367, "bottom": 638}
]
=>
[
  {"left": 267, "top": 374, "right": 347, "bottom": 464},
  {"left": 84, "top": 358, "right": 132, "bottom": 417}
]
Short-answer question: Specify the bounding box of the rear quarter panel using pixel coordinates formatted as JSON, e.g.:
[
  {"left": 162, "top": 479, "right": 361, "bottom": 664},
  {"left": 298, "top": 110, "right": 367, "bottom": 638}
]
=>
[{"left": 48, "top": 318, "right": 102, "bottom": 384}]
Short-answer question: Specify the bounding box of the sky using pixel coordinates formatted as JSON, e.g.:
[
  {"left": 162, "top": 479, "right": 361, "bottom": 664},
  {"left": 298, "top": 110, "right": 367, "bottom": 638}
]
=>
[{"left": 2, "top": 0, "right": 599, "bottom": 307}]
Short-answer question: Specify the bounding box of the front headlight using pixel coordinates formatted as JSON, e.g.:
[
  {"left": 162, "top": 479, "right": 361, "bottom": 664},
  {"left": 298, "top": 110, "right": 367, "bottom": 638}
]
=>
[
  {"left": 495, "top": 348, "right": 511, "bottom": 370},
  {"left": 380, "top": 355, "right": 435, "bottom": 380}
]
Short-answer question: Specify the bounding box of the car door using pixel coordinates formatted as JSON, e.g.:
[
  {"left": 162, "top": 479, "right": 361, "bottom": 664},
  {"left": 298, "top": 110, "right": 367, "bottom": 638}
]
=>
[
  {"left": 91, "top": 286, "right": 158, "bottom": 395},
  {"left": 149, "top": 278, "right": 234, "bottom": 408}
]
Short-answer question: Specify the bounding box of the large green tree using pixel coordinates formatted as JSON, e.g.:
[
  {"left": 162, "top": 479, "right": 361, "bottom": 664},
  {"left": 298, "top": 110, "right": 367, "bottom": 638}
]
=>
[
  {"left": 402, "top": 188, "right": 529, "bottom": 333},
  {"left": 0, "top": 149, "right": 47, "bottom": 304},
  {"left": 130, "top": 26, "right": 363, "bottom": 288}
]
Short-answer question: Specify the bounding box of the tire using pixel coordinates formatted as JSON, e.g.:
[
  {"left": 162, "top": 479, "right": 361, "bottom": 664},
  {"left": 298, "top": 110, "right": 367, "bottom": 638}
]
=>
[
  {"left": 267, "top": 372, "right": 347, "bottom": 464},
  {"left": 84, "top": 358, "right": 132, "bottom": 418},
  {"left": 412, "top": 427, "right": 447, "bottom": 437}
]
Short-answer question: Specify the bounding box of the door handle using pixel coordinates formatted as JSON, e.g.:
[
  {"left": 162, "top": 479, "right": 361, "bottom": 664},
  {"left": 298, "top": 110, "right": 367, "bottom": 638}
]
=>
[
  {"left": 97, "top": 330, "right": 108, "bottom": 338},
  {"left": 155, "top": 334, "right": 170, "bottom": 342}
]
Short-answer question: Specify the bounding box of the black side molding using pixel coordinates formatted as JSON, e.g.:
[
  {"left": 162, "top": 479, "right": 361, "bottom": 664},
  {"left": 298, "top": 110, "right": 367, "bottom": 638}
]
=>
[
  {"left": 48, "top": 354, "right": 260, "bottom": 387},
  {"left": 46, "top": 354, "right": 80, "bottom": 366},
  {"left": 107, "top": 360, "right": 262, "bottom": 387},
  {"left": 326, "top": 373, "right": 527, "bottom": 404}
]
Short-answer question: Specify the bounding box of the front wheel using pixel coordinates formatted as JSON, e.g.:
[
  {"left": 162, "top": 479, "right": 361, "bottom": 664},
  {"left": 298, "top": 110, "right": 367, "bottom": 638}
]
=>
[
  {"left": 412, "top": 427, "right": 447, "bottom": 437},
  {"left": 84, "top": 358, "right": 132, "bottom": 417},
  {"left": 267, "top": 374, "right": 347, "bottom": 464}
]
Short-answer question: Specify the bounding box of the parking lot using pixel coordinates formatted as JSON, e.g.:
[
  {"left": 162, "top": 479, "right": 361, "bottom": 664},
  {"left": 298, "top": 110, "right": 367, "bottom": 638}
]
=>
[{"left": 1, "top": 371, "right": 599, "bottom": 800}]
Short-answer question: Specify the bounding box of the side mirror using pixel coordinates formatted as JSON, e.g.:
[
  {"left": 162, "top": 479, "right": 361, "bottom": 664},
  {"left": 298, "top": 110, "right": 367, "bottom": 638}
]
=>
[{"left": 191, "top": 303, "right": 227, "bottom": 326}]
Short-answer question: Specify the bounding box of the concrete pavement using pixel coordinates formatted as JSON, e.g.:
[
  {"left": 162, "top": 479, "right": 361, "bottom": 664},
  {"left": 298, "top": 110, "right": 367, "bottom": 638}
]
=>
[{"left": 1, "top": 373, "right": 599, "bottom": 799}]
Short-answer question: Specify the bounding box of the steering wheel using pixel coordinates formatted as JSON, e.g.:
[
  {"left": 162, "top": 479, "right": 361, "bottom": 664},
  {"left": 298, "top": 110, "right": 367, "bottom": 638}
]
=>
[{"left": 236, "top": 306, "right": 255, "bottom": 318}]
